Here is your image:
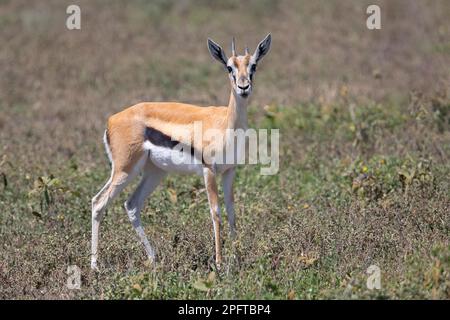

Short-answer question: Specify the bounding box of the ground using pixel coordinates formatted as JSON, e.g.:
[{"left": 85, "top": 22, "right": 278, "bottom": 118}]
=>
[{"left": 0, "top": 0, "right": 449, "bottom": 299}]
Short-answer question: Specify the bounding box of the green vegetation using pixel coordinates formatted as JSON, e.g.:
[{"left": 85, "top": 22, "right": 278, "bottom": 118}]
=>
[
  {"left": 0, "top": 0, "right": 449, "bottom": 299},
  {"left": 1, "top": 99, "right": 449, "bottom": 299}
]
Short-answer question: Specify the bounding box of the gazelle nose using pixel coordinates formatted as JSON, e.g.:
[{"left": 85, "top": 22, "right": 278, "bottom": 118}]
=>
[{"left": 238, "top": 83, "right": 250, "bottom": 90}]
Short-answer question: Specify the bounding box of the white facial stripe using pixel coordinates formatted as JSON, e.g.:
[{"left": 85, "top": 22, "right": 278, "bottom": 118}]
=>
[
  {"left": 227, "top": 61, "right": 236, "bottom": 74},
  {"left": 247, "top": 63, "right": 256, "bottom": 81},
  {"left": 226, "top": 61, "right": 237, "bottom": 83}
]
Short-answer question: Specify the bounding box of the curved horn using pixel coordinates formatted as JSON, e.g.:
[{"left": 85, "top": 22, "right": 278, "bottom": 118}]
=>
[{"left": 231, "top": 37, "right": 236, "bottom": 56}]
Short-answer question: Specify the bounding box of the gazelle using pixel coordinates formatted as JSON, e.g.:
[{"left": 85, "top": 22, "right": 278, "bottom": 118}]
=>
[{"left": 91, "top": 34, "right": 272, "bottom": 271}]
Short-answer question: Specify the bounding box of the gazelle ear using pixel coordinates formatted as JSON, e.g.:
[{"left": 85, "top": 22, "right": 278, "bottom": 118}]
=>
[
  {"left": 252, "top": 33, "right": 271, "bottom": 63},
  {"left": 207, "top": 38, "right": 228, "bottom": 67}
]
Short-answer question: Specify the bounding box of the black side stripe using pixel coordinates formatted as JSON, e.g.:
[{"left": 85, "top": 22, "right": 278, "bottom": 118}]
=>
[
  {"left": 145, "top": 126, "right": 179, "bottom": 149},
  {"left": 144, "top": 126, "right": 203, "bottom": 163}
]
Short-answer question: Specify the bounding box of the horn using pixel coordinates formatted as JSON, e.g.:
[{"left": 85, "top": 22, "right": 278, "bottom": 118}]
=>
[
  {"left": 245, "top": 46, "right": 249, "bottom": 55},
  {"left": 231, "top": 37, "right": 236, "bottom": 56}
]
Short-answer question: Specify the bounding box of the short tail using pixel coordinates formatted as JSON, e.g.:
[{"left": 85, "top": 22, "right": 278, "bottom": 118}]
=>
[{"left": 103, "top": 129, "right": 113, "bottom": 164}]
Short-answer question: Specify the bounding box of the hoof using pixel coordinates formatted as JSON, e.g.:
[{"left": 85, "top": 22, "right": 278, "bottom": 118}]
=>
[
  {"left": 91, "top": 261, "right": 100, "bottom": 272},
  {"left": 144, "top": 257, "right": 156, "bottom": 268}
]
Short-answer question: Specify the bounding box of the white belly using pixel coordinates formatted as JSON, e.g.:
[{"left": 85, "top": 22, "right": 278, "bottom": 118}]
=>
[{"left": 143, "top": 141, "right": 204, "bottom": 175}]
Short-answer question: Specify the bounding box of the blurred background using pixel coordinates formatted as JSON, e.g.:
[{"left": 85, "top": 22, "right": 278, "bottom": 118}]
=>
[
  {"left": 1, "top": 0, "right": 448, "bottom": 167},
  {"left": 0, "top": 1, "right": 449, "bottom": 299}
]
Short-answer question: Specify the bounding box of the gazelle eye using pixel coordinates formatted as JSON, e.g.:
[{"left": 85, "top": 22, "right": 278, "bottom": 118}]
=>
[{"left": 227, "top": 66, "right": 233, "bottom": 73}]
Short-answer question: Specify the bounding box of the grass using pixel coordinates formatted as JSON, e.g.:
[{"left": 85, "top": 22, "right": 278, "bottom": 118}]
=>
[
  {"left": 1, "top": 99, "right": 449, "bottom": 299},
  {"left": 0, "top": 0, "right": 449, "bottom": 299}
]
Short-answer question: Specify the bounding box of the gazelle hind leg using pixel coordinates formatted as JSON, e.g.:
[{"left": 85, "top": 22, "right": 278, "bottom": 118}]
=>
[
  {"left": 91, "top": 176, "right": 111, "bottom": 271},
  {"left": 91, "top": 174, "right": 126, "bottom": 270},
  {"left": 91, "top": 155, "right": 146, "bottom": 271},
  {"left": 124, "top": 161, "right": 166, "bottom": 264}
]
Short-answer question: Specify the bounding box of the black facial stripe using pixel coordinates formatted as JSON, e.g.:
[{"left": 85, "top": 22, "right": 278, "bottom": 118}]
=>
[{"left": 227, "top": 66, "right": 237, "bottom": 82}]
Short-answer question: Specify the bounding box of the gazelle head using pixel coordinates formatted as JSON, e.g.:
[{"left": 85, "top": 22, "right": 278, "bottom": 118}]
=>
[{"left": 207, "top": 34, "right": 271, "bottom": 99}]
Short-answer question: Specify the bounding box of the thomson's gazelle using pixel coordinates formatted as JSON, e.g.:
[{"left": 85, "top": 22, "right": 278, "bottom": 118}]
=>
[{"left": 91, "top": 34, "right": 272, "bottom": 270}]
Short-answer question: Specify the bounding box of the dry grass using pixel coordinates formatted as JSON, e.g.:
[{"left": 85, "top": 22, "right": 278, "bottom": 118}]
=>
[{"left": 0, "top": 0, "right": 449, "bottom": 299}]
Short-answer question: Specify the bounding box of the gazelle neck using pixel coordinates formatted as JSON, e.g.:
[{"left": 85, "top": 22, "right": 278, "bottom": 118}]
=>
[{"left": 226, "top": 90, "right": 248, "bottom": 130}]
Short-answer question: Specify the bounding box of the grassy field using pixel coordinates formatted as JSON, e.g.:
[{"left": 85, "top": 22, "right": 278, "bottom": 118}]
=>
[{"left": 0, "top": 0, "right": 449, "bottom": 299}]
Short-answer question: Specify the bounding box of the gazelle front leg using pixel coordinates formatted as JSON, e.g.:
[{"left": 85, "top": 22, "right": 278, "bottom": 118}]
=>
[
  {"left": 203, "top": 167, "right": 222, "bottom": 266},
  {"left": 222, "top": 167, "right": 237, "bottom": 238}
]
